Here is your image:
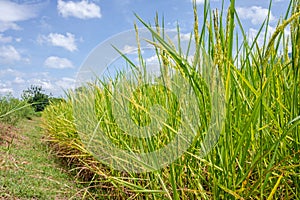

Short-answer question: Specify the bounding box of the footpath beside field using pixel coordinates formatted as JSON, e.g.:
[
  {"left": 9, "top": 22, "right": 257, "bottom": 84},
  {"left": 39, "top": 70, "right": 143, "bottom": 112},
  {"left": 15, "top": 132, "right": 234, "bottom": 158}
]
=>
[{"left": 0, "top": 118, "right": 85, "bottom": 199}]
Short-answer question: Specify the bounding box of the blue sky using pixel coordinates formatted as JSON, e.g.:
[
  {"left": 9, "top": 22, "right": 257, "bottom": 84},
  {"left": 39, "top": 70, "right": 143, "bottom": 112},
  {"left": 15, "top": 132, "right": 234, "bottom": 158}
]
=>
[{"left": 0, "top": 0, "right": 290, "bottom": 97}]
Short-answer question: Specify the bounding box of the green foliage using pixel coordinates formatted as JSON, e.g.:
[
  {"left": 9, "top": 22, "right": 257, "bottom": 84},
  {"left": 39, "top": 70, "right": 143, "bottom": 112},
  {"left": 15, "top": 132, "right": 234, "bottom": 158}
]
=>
[
  {"left": 22, "top": 85, "right": 51, "bottom": 112},
  {"left": 0, "top": 94, "right": 35, "bottom": 125}
]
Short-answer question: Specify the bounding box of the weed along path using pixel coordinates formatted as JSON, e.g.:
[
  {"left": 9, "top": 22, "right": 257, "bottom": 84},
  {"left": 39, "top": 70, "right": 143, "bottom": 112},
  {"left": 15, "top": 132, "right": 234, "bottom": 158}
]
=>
[{"left": 0, "top": 118, "right": 84, "bottom": 199}]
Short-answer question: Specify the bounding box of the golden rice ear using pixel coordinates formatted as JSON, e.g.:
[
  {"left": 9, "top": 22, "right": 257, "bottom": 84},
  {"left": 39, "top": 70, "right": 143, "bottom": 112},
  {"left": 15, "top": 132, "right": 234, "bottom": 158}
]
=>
[
  {"left": 193, "top": 0, "right": 199, "bottom": 45},
  {"left": 213, "top": 9, "right": 225, "bottom": 79},
  {"left": 262, "top": 10, "right": 300, "bottom": 69}
]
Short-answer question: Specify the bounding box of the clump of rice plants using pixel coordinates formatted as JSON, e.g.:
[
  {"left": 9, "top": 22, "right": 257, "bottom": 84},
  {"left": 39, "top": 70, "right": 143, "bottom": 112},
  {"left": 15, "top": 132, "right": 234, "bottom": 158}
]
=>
[
  {"left": 42, "top": 0, "right": 300, "bottom": 199},
  {"left": 0, "top": 94, "right": 35, "bottom": 125}
]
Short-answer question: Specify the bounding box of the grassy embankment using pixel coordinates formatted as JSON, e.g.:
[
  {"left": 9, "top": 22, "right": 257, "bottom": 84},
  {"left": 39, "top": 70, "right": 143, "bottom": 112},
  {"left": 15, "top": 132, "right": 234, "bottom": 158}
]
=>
[{"left": 0, "top": 96, "right": 89, "bottom": 199}]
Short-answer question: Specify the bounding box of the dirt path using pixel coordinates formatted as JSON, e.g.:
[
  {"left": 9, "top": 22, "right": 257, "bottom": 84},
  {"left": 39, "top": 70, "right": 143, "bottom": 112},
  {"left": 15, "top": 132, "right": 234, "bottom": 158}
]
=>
[{"left": 0, "top": 118, "right": 85, "bottom": 199}]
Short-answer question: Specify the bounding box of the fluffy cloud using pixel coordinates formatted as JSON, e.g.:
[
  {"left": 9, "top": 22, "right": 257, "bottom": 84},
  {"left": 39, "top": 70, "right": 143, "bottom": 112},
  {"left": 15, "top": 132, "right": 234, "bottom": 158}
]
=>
[
  {"left": 0, "top": 1, "right": 43, "bottom": 32},
  {"left": 236, "top": 6, "right": 275, "bottom": 25},
  {"left": 29, "top": 78, "right": 54, "bottom": 90},
  {"left": 55, "top": 77, "right": 76, "bottom": 90},
  {"left": 0, "top": 68, "right": 23, "bottom": 78},
  {"left": 44, "top": 56, "right": 74, "bottom": 69},
  {"left": 57, "top": 0, "right": 101, "bottom": 19},
  {"left": 146, "top": 55, "right": 159, "bottom": 64},
  {"left": 0, "top": 45, "right": 21, "bottom": 64},
  {"left": 0, "top": 1, "right": 37, "bottom": 22},
  {"left": 38, "top": 32, "right": 77, "bottom": 52},
  {"left": 0, "top": 22, "right": 21, "bottom": 32}
]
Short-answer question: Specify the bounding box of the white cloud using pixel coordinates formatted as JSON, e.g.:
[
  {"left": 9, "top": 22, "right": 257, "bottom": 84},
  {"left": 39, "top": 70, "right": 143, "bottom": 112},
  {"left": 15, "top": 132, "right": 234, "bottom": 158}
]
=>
[
  {"left": 0, "top": 81, "right": 13, "bottom": 95},
  {"left": 0, "top": 45, "right": 21, "bottom": 64},
  {"left": 39, "top": 16, "right": 52, "bottom": 30},
  {"left": 237, "top": 6, "right": 275, "bottom": 25},
  {"left": 180, "top": 33, "right": 192, "bottom": 41},
  {"left": 191, "top": 0, "right": 218, "bottom": 4},
  {"left": 248, "top": 28, "right": 263, "bottom": 46},
  {"left": 28, "top": 77, "right": 76, "bottom": 96},
  {"left": 0, "top": 34, "right": 13, "bottom": 43},
  {"left": 13, "top": 77, "right": 25, "bottom": 84},
  {"left": 55, "top": 77, "right": 76, "bottom": 90},
  {"left": 0, "top": 1, "right": 47, "bottom": 32},
  {"left": 0, "top": 1, "right": 37, "bottom": 22},
  {"left": 192, "top": 0, "right": 205, "bottom": 5},
  {"left": 0, "top": 69, "right": 77, "bottom": 97},
  {"left": 29, "top": 78, "right": 54, "bottom": 90},
  {"left": 172, "top": 32, "right": 192, "bottom": 42},
  {"left": 44, "top": 56, "right": 74, "bottom": 69},
  {"left": 146, "top": 55, "right": 159, "bottom": 64},
  {"left": 0, "top": 22, "right": 21, "bottom": 32},
  {"left": 57, "top": 0, "right": 101, "bottom": 19},
  {"left": 38, "top": 32, "right": 77, "bottom": 52},
  {"left": 145, "top": 55, "right": 161, "bottom": 75},
  {"left": 15, "top": 38, "right": 22, "bottom": 42},
  {"left": 0, "top": 68, "right": 23, "bottom": 78},
  {"left": 0, "top": 87, "right": 13, "bottom": 94},
  {"left": 122, "top": 45, "right": 137, "bottom": 54}
]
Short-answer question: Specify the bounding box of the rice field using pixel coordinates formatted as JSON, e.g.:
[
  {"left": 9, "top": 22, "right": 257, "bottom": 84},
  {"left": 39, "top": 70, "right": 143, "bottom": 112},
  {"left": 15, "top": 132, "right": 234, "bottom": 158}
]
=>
[{"left": 41, "top": 0, "right": 299, "bottom": 199}]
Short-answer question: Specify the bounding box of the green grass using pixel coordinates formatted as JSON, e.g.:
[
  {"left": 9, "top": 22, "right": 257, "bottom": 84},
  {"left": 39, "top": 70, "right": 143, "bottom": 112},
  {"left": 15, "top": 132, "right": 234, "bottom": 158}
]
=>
[
  {"left": 41, "top": 0, "right": 300, "bottom": 199},
  {"left": 0, "top": 118, "right": 87, "bottom": 199}
]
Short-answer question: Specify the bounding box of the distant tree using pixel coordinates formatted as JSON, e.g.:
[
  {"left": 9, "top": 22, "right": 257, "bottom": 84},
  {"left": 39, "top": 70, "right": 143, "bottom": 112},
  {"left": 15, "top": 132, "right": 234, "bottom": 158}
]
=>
[{"left": 22, "top": 85, "right": 50, "bottom": 112}]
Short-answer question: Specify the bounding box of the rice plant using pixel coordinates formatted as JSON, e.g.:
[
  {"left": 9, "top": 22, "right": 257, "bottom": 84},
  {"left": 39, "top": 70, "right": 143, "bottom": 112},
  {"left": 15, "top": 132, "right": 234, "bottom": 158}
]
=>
[
  {"left": 0, "top": 94, "right": 35, "bottom": 125},
  {"left": 42, "top": 0, "right": 300, "bottom": 199}
]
